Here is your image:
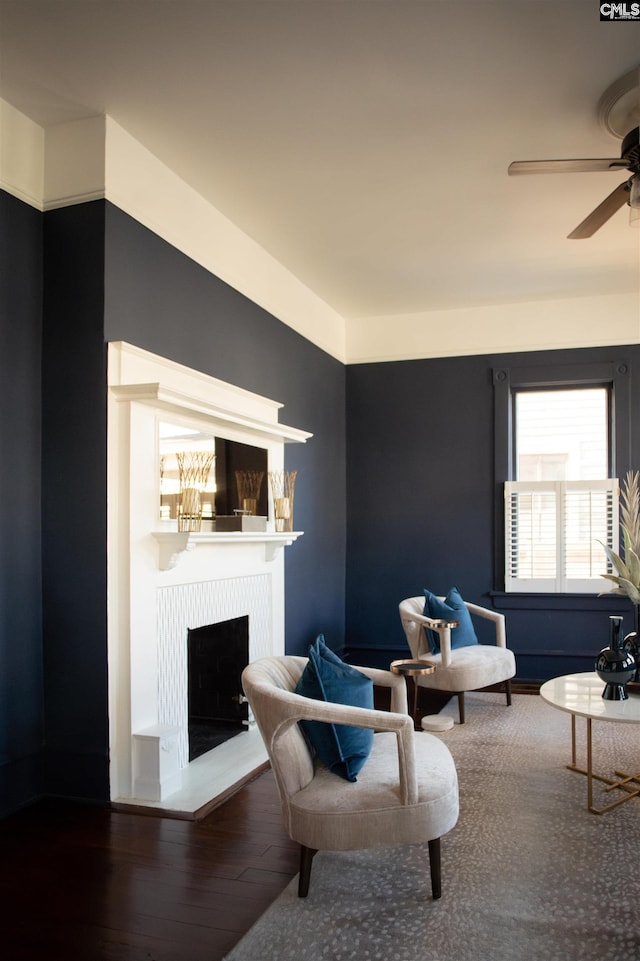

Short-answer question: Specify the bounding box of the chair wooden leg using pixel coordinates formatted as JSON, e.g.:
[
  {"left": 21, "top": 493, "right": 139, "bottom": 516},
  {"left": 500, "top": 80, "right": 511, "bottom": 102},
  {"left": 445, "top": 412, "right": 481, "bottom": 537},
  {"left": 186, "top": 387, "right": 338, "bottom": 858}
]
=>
[
  {"left": 457, "top": 692, "right": 465, "bottom": 724},
  {"left": 505, "top": 678, "right": 512, "bottom": 707},
  {"left": 298, "top": 845, "right": 317, "bottom": 898},
  {"left": 428, "top": 837, "right": 442, "bottom": 900}
]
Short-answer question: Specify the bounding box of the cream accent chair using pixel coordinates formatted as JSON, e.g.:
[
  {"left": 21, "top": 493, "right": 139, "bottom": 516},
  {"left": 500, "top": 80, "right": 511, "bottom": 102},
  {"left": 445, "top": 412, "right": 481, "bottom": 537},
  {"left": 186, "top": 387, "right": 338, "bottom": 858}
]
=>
[
  {"left": 399, "top": 597, "right": 516, "bottom": 724},
  {"left": 241, "top": 655, "right": 459, "bottom": 900}
]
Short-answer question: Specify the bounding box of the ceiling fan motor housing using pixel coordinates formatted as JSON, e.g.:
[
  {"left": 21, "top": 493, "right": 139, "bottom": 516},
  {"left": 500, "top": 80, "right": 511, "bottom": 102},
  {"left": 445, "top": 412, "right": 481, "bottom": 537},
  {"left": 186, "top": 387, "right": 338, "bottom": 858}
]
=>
[{"left": 620, "top": 127, "right": 640, "bottom": 173}]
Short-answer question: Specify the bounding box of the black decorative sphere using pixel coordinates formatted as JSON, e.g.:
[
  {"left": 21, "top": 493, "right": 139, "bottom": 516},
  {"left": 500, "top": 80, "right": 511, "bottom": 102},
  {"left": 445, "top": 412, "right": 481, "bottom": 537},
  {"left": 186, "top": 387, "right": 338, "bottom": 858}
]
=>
[{"left": 595, "top": 645, "right": 636, "bottom": 700}]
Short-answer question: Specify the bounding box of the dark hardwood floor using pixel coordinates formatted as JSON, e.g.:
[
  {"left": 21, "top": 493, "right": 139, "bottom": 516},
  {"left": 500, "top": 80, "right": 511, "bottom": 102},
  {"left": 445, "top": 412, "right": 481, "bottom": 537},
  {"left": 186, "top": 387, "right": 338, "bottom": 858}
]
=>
[
  {"left": 1, "top": 686, "right": 533, "bottom": 960},
  {"left": 0, "top": 770, "right": 298, "bottom": 961}
]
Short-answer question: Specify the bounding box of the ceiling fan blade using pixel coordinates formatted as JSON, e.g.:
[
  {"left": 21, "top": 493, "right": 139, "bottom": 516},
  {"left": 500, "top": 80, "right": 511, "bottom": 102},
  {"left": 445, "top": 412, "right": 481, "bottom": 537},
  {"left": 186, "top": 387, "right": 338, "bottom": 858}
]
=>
[
  {"left": 508, "top": 158, "right": 621, "bottom": 175},
  {"left": 567, "top": 181, "right": 630, "bottom": 239}
]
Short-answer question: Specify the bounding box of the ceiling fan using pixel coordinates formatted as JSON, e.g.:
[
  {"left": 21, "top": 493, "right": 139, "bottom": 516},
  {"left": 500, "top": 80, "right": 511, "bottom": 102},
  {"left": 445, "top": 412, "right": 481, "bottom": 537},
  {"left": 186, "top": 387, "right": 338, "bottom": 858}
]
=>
[
  {"left": 508, "top": 67, "right": 640, "bottom": 239},
  {"left": 508, "top": 127, "right": 640, "bottom": 239}
]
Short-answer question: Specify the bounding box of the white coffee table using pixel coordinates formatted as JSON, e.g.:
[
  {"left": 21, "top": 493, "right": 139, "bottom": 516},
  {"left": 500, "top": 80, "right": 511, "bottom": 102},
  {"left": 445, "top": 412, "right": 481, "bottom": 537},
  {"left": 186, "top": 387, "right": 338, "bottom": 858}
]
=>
[{"left": 540, "top": 671, "right": 640, "bottom": 815}]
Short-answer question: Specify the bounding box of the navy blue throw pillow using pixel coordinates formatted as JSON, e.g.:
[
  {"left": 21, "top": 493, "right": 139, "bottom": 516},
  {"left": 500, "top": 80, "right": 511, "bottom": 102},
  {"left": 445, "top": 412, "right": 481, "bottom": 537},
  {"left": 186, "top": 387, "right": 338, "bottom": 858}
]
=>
[
  {"left": 423, "top": 587, "right": 479, "bottom": 655},
  {"left": 295, "top": 635, "right": 374, "bottom": 782}
]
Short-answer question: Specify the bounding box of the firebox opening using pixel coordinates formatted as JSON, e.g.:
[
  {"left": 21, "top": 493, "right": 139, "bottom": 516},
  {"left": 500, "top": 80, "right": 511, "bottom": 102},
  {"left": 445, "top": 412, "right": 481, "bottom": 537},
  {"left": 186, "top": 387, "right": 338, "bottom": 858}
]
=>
[{"left": 187, "top": 615, "right": 249, "bottom": 762}]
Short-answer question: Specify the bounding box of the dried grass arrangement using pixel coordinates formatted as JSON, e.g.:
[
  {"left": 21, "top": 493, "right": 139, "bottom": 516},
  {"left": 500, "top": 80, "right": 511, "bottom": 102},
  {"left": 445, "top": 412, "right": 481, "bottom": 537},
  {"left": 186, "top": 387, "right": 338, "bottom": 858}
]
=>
[
  {"left": 268, "top": 470, "right": 297, "bottom": 532},
  {"left": 176, "top": 450, "right": 215, "bottom": 531},
  {"left": 235, "top": 470, "right": 265, "bottom": 516}
]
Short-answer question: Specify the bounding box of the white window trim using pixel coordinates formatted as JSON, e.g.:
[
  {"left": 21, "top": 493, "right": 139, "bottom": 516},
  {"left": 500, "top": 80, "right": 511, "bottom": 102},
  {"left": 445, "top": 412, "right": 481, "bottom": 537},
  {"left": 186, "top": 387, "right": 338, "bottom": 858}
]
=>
[{"left": 504, "top": 479, "right": 618, "bottom": 594}]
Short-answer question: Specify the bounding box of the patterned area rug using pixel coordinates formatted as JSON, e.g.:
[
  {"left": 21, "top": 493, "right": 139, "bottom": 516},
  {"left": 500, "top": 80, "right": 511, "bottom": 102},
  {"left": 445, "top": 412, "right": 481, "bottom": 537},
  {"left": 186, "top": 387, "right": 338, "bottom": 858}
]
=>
[{"left": 223, "top": 691, "right": 640, "bottom": 961}]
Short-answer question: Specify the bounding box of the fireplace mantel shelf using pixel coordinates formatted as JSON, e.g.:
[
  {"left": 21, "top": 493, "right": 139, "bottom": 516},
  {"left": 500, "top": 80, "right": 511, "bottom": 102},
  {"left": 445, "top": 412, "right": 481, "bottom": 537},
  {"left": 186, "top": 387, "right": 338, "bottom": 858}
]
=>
[{"left": 152, "top": 530, "right": 304, "bottom": 569}]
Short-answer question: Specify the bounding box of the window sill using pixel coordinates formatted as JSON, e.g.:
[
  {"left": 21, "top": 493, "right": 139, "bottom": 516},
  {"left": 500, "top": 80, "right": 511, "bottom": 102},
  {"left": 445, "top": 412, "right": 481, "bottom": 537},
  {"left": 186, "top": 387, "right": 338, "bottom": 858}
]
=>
[{"left": 489, "top": 591, "right": 635, "bottom": 613}]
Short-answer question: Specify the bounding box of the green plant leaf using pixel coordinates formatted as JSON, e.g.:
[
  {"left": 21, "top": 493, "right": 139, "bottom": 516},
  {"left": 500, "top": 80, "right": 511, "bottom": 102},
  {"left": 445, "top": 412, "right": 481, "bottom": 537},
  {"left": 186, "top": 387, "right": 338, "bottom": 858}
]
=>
[
  {"left": 617, "top": 578, "right": 640, "bottom": 604},
  {"left": 600, "top": 575, "right": 640, "bottom": 603},
  {"left": 598, "top": 540, "right": 629, "bottom": 578},
  {"left": 625, "top": 546, "right": 640, "bottom": 589},
  {"left": 598, "top": 583, "right": 628, "bottom": 598},
  {"left": 598, "top": 473, "right": 640, "bottom": 602},
  {"left": 620, "top": 471, "right": 640, "bottom": 558},
  {"left": 600, "top": 574, "right": 631, "bottom": 590}
]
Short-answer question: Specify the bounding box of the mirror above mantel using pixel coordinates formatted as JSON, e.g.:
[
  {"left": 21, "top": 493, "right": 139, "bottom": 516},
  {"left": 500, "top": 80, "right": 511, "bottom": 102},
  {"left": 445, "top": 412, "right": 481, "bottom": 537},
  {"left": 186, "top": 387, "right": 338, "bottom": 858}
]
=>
[{"left": 158, "top": 423, "right": 270, "bottom": 530}]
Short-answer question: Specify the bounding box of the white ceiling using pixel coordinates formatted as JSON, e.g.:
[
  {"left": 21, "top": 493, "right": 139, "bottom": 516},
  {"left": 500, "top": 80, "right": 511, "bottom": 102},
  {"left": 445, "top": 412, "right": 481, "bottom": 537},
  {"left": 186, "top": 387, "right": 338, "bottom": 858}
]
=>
[{"left": 1, "top": 0, "right": 639, "bottom": 321}]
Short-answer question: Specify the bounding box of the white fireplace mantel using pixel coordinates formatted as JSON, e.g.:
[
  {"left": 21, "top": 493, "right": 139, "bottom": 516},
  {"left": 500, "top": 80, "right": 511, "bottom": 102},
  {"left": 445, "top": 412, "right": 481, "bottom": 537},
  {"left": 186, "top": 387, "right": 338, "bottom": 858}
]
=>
[
  {"left": 106, "top": 342, "right": 312, "bottom": 815},
  {"left": 152, "top": 530, "right": 304, "bottom": 569}
]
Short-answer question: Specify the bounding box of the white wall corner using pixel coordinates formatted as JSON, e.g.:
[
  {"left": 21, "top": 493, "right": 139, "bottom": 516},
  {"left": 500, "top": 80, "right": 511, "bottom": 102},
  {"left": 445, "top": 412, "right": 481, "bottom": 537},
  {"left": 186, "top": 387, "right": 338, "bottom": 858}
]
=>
[
  {"left": 44, "top": 114, "right": 106, "bottom": 209},
  {"left": 0, "top": 98, "right": 44, "bottom": 208},
  {"left": 1, "top": 103, "right": 347, "bottom": 360},
  {"left": 104, "top": 117, "right": 347, "bottom": 363}
]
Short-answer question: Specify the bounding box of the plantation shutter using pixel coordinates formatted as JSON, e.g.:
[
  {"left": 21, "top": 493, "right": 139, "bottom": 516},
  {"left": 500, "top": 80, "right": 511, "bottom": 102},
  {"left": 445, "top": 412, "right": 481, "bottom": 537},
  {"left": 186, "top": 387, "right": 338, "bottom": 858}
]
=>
[{"left": 505, "top": 479, "right": 618, "bottom": 592}]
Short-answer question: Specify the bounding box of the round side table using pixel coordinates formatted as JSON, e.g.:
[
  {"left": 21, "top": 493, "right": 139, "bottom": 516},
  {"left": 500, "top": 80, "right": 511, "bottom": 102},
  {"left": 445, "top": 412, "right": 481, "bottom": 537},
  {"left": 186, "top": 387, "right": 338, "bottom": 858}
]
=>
[
  {"left": 390, "top": 659, "right": 436, "bottom": 727},
  {"left": 540, "top": 671, "right": 640, "bottom": 814}
]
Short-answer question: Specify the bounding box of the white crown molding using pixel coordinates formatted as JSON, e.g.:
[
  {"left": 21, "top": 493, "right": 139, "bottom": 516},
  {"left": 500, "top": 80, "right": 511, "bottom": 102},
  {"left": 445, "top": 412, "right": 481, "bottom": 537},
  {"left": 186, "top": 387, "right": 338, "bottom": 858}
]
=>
[
  {"left": 41, "top": 190, "right": 105, "bottom": 211},
  {"left": 0, "top": 176, "right": 41, "bottom": 209},
  {"left": 3, "top": 99, "right": 638, "bottom": 367},
  {"left": 346, "top": 291, "right": 640, "bottom": 363}
]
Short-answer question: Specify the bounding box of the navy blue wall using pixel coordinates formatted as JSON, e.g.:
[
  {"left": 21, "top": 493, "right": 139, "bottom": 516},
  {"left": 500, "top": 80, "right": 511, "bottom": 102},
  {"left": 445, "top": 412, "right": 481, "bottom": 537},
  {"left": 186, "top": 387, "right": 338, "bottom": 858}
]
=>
[
  {"left": 2, "top": 197, "right": 346, "bottom": 815},
  {"left": 0, "top": 192, "right": 44, "bottom": 816},
  {"left": 345, "top": 347, "right": 640, "bottom": 680},
  {"left": 41, "top": 201, "right": 109, "bottom": 803},
  {"left": 103, "top": 203, "right": 347, "bottom": 654}
]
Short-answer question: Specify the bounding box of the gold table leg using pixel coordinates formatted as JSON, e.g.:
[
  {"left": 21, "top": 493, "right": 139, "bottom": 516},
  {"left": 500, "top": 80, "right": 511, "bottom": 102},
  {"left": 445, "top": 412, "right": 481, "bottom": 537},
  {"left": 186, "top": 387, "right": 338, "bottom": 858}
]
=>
[{"left": 566, "top": 714, "right": 640, "bottom": 815}]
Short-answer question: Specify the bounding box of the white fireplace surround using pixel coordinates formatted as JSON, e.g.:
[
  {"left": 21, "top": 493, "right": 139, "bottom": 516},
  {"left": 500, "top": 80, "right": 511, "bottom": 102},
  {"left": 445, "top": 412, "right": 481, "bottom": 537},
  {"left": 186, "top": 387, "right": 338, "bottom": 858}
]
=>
[
  {"left": 107, "top": 342, "right": 311, "bottom": 815},
  {"left": 157, "top": 574, "right": 272, "bottom": 769}
]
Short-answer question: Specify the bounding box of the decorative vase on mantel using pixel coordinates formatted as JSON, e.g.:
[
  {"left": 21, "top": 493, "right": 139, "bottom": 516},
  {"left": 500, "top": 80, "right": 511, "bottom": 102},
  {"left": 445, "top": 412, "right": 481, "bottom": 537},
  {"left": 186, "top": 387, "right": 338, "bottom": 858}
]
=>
[
  {"left": 176, "top": 450, "right": 215, "bottom": 532},
  {"left": 595, "top": 615, "right": 636, "bottom": 701},
  {"left": 268, "top": 469, "right": 297, "bottom": 532},
  {"left": 235, "top": 470, "right": 265, "bottom": 516}
]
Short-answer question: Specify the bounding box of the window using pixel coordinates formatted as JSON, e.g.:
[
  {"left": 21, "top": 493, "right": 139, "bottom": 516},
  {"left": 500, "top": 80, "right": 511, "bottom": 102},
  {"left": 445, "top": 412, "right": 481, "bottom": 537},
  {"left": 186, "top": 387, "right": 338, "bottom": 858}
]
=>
[
  {"left": 506, "top": 388, "right": 616, "bottom": 592},
  {"left": 515, "top": 389, "right": 609, "bottom": 481},
  {"left": 493, "top": 361, "right": 631, "bottom": 594}
]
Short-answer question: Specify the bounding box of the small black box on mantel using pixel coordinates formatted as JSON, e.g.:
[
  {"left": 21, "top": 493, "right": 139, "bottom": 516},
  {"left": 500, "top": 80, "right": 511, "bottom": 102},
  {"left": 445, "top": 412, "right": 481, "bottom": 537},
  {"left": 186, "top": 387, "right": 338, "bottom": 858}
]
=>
[{"left": 214, "top": 515, "right": 268, "bottom": 532}]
